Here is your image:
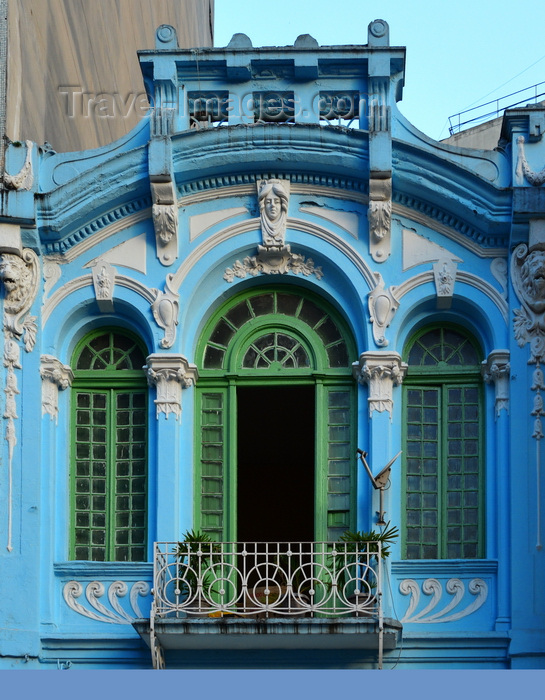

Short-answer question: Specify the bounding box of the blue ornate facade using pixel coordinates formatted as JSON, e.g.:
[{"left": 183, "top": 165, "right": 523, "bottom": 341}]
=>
[{"left": 0, "top": 20, "right": 544, "bottom": 669}]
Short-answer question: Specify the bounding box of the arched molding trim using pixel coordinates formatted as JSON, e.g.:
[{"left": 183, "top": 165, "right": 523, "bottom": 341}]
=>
[
  {"left": 43, "top": 274, "right": 157, "bottom": 326},
  {"left": 170, "top": 217, "right": 377, "bottom": 292},
  {"left": 394, "top": 270, "right": 508, "bottom": 324}
]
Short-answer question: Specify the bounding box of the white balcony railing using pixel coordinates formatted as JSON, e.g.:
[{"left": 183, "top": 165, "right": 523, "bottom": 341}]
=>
[{"left": 152, "top": 540, "right": 383, "bottom": 619}]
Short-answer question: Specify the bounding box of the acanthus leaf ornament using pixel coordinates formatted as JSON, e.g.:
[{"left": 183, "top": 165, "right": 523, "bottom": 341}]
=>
[
  {"left": 150, "top": 180, "right": 178, "bottom": 266},
  {"left": 145, "top": 354, "right": 198, "bottom": 419},
  {"left": 368, "top": 176, "right": 392, "bottom": 262},
  {"left": 353, "top": 351, "right": 407, "bottom": 418}
]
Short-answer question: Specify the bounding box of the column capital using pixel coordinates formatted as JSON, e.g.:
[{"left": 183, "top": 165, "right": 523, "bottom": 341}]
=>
[
  {"left": 145, "top": 354, "right": 198, "bottom": 419},
  {"left": 352, "top": 351, "right": 407, "bottom": 418},
  {"left": 40, "top": 354, "right": 74, "bottom": 421},
  {"left": 481, "top": 349, "right": 510, "bottom": 418}
]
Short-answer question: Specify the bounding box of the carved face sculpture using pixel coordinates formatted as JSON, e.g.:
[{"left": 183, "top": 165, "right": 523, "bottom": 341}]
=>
[
  {"left": 258, "top": 183, "right": 288, "bottom": 221},
  {"left": 264, "top": 193, "right": 282, "bottom": 222},
  {"left": 521, "top": 249, "right": 545, "bottom": 304}
]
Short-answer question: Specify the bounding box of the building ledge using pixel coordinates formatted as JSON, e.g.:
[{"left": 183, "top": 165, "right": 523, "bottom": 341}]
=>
[{"left": 133, "top": 616, "right": 402, "bottom": 651}]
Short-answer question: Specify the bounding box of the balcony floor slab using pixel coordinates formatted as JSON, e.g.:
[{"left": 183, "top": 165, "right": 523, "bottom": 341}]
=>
[{"left": 133, "top": 616, "right": 402, "bottom": 651}]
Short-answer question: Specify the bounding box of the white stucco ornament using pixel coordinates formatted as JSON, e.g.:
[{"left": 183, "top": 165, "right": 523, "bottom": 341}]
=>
[
  {"left": 481, "top": 350, "right": 510, "bottom": 418},
  {"left": 40, "top": 355, "right": 74, "bottom": 422},
  {"left": 353, "top": 351, "right": 407, "bottom": 418},
  {"left": 145, "top": 354, "right": 198, "bottom": 419},
  {"left": 224, "top": 178, "right": 323, "bottom": 282},
  {"left": 511, "top": 242, "right": 545, "bottom": 363},
  {"left": 368, "top": 272, "right": 399, "bottom": 347},
  {"left": 258, "top": 178, "right": 290, "bottom": 248}
]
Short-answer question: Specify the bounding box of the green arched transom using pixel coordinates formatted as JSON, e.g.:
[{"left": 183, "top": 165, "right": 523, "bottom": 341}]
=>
[
  {"left": 73, "top": 329, "right": 147, "bottom": 374},
  {"left": 404, "top": 324, "right": 483, "bottom": 373},
  {"left": 198, "top": 288, "right": 355, "bottom": 375}
]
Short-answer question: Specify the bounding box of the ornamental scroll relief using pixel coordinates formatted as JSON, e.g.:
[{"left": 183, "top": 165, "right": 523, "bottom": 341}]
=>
[
  {"left": 63, "top": 580, "right": 150, "bottom": 624},
  {"left": 400, "top": 577, "right": 488, "bottom": 624},
  {"left": 511, "top": 234, "right": 545, "bottom": 549},
  {"left": 0, "top": 248, "right": 40, "bottom": 552},
  {"left": 224, "top": 179, "right": 324, "bottom": 282}
]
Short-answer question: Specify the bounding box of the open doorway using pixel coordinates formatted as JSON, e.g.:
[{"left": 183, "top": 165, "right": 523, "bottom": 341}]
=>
[{"left": 236, "top": 385, "right": 315, "bottom": 543}]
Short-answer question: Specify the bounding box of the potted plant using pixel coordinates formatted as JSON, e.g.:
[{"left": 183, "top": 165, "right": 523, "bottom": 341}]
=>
[
  {"left": 330, "top": 522, "right": 399, "bottom": 616},
  {"left": 174, "top": 529, "right": 220, "bottom": 616}
]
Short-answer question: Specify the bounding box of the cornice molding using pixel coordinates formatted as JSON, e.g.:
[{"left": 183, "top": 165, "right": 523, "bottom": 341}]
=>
[{"left": 41, "top": 196, "right": 152, "bottom": 257}]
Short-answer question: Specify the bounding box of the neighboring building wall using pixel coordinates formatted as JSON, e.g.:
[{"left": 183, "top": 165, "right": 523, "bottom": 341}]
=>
[
  {"left": 441, "top": 116, "right": 503, "bottom": 150},
  {"left": 5, "top": 0, "right": 214, "bottom": 152}
]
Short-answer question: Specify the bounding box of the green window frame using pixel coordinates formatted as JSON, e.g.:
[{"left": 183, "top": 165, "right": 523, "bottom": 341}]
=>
[
  {"left": 402, "top": 325, "right": 484, "bottom": 560},
  {"left": 70, "top": 329, "right": 148, "bottom": 562},
  {"left": 195, "top": 287, "right": 357, "bottom": 543}
]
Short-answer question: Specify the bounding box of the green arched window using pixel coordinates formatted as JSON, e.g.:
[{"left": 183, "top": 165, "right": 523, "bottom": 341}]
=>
[
  {"left": 402, "top": 326, "right": 484, "bottom": 560},
  {"left": 196, "top": 288, "right": 356, "bottom": 543},
  {"left": 70, "top": 330, "right": 148, "bottom": 562}
]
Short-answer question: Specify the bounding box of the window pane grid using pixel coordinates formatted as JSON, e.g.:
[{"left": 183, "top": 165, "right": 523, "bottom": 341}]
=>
[
  {"left": 404, "top": 380, "right": 482, "bottom": 560},
  {"left": 405, "top": 387, "right": 440, "bottom": 559},
  {"left": 200, "top": 393, "right": 224, "bottom": 540},
  {"left": 444, "top": 384, "right": 481, "bottom": 559},
  {"left": 326, "top": 389, "right": 352, "bottom": 540},
  {"left": 72, "top": 386, "right": 147, "bottom": 562},
  {"left": 74, "top": 391, "right": 109, "bottom": 561},
  {"left": 113, "top": 392, "right": 147, "bottom": 562}
]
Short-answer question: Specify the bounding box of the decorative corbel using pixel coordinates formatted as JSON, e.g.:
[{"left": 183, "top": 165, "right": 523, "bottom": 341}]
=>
[
  {"left": 40, "top": 355, "right": 74, "bottom": 422},
  {"left": 368, "top": 272, "right": 399, "bottom": 347},
  {"left": 91, "top": 260, "right": 116, "bottom": 312},
  {"left": 481, "top": 350, "right": 510, "bottom": 418},
  {"left": 368, "top": 176, "right": 392, "bottom": 262},
  {"left": 151, "top": 180, "right": 178, "bottom": 266},
  {"left": 433, "top": 257, "right": 458, "bottom": 309},
  {"left": 145, "top": 354, "right": 198, "bottom": 420},
  {"left": 352, "top": 351, "right": 407, "bottom": 419},
  {"left": 151, "top": 274, "right": 179, "bottom": 349},
  {"left": 515, "top": 136, "right": 545, "bottom": 187}
]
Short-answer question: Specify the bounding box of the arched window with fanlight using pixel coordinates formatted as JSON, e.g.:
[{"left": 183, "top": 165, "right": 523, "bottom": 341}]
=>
[
  {"left": 402, "top": 325, "right": 484, "bottom": 560},
  {"left": 196, "top": 287, "right": 357, "bottom": 544},
  {"left": 69, "top": 329, "right": 148, "bottom": 562}
]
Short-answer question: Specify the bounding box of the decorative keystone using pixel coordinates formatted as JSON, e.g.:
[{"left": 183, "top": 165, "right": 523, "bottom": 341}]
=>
[
  {"left": 145, "top": 354, "right": 198, "bottom": 420},
  {"left": 352, "top": 351, "right": 407, "bottom": 418}
]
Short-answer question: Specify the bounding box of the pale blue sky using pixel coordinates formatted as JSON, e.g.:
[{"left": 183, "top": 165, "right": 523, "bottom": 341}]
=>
[{"left": 214, "top": 0, "right": 545, "bottom": 140}]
